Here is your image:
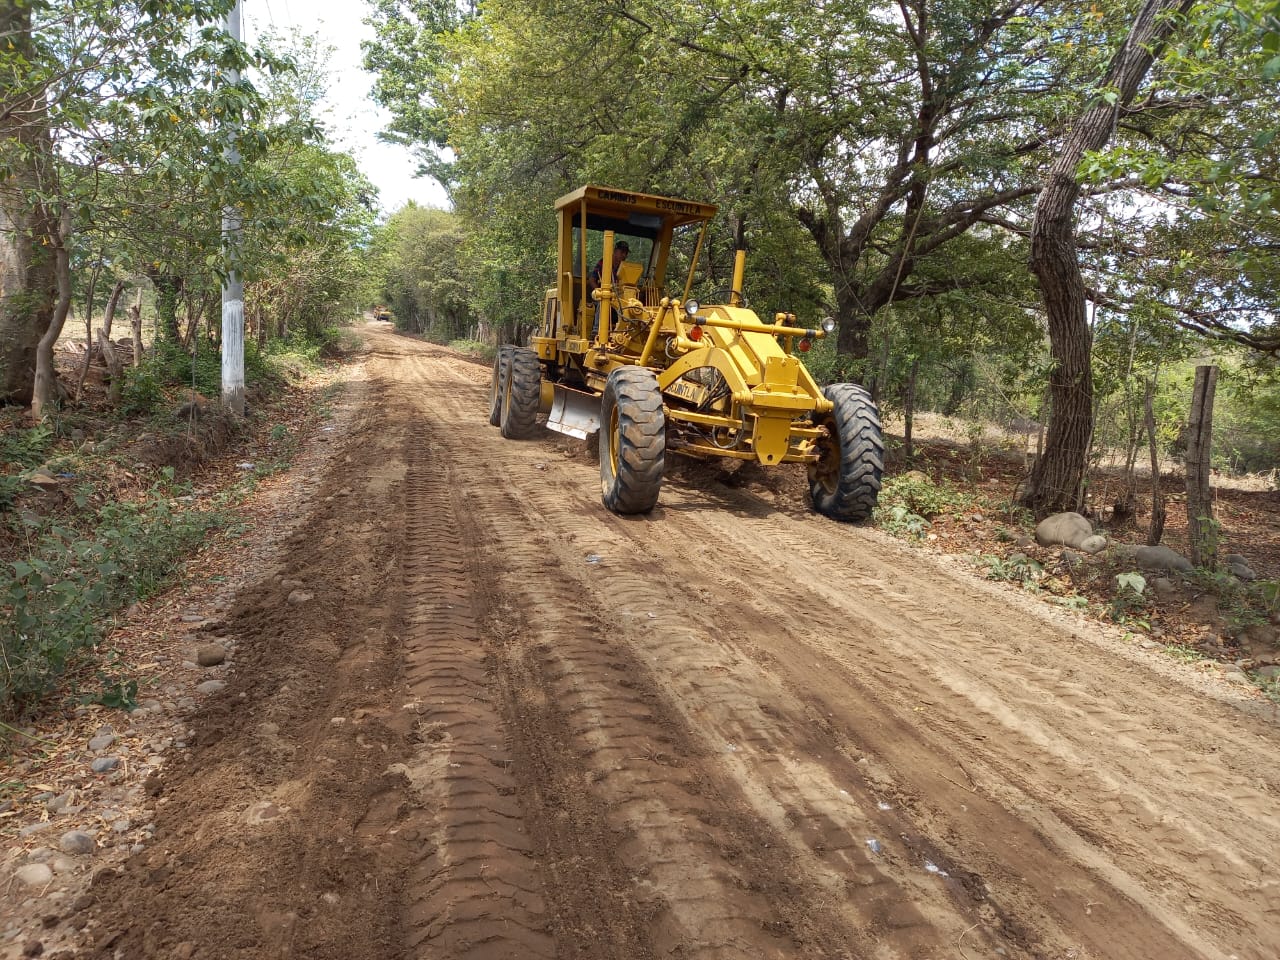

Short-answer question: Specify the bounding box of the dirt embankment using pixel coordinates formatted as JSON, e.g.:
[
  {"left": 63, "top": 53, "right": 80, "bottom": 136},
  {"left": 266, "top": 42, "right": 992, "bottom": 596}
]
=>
[{"left": 52, "top": 327, "right": 1280, "bottom": 959}]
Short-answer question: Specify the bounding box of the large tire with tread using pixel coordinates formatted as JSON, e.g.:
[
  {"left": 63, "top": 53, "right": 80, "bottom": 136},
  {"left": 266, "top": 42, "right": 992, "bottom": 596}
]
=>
[
  {"left": 600, "top": 367, "right": 665, "bottom": 514},
  {"left": 488, "top": 345, "right": 513, "bottom": 426},
  {"left": 500, "top": 347, "right": 542, "bottom": 439},
  {"left": 809, "top": 383, "right": 883, "bottom": 521}
]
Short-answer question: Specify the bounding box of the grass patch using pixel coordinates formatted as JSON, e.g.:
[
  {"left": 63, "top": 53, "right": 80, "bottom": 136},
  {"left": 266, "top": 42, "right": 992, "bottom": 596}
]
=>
[
  {"left": 448, "top": 339, "right": 496, "bottom": 363},
  {"left": 1, "top": 470, "right": 226, "bottom": 720},
  {"left": 878, "top": 471, "right": 976, "bottom": 520},
  {"left": 118, "top": 327, "right": 348, "bottom": 419}
]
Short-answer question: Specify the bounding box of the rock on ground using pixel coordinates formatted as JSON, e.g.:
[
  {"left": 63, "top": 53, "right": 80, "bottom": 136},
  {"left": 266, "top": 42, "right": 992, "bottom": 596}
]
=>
[
  {"left": 1134, "top": 545, "right": 1194, "bottom": 573},
  {"left": 14, "top": 863, "right": 53, "bottom": 888},
  {"left": 195, "top": 643, "right": 226, "bottom": 667},
  {"left": 1035, "top": 512, "right": 1104, "bottom": 552},
  {"left": 59, "top": 831, "right": 96, "bottom": 856}
]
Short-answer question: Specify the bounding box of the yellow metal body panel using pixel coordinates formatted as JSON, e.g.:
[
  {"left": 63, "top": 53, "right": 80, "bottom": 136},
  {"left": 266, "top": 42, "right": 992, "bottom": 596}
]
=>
[{"left": 534, "top": 185, "right": 838, "bottom": 465}]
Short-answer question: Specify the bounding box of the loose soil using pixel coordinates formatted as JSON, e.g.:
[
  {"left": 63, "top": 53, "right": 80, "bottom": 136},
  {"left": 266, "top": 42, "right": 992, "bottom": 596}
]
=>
[{"left": 8, "top": 325, "right": 1280, "bottom": 959}]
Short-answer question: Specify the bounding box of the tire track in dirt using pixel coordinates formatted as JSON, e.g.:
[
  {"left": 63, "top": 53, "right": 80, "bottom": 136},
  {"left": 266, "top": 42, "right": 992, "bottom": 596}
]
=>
[
  {"left": 400, "top": 351, "right": 993, "bottom": 956},
  {"left": 457, "top": 481, "right": 859, "bottom": 958},
  {"left": 383, "top": 418, "right": 556, "bottom": 960},
  {"left": 79, "top": 329, "right": 1280, "bottom": 960},
  {"left": 666, "top": 504, "right": 1279, "bottom": 959},
  {"left": 601, "top": 476, "right": 1280, "bottom": 960},
  {"left": 85, "top": 374, "right": 424, "bottom": 959},
  {"left": 402, "top": 335, "right": 1274, "bottom": 959}
]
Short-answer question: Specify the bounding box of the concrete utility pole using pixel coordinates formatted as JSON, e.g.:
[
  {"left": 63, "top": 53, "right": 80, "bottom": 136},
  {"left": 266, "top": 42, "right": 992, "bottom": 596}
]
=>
[{"left": 220, "top": 0, "right": 245, "bottom": 415}]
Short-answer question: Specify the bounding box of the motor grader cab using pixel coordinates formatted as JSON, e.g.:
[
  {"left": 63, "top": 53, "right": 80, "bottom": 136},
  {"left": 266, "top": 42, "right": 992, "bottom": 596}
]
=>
[{"left": 488, "top": 185, "right": 883, "bottom": 520}]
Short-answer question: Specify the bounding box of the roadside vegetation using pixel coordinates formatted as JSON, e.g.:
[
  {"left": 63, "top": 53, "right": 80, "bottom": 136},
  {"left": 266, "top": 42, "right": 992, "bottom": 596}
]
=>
[{"left": 0, "top": 4, "right": 376, "bottom": 722}]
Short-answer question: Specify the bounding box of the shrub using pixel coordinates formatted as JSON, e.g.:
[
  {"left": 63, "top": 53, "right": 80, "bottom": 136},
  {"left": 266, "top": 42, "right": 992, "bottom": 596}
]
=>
[
  {"left": 878, "top": 471, "right": 973, "bottom": 520},
  {"left": 448, "top": 339, "right": 497, "bottom": 362},
  {"left": 0, "top": 473, "right": 224, "bottom": 719}
]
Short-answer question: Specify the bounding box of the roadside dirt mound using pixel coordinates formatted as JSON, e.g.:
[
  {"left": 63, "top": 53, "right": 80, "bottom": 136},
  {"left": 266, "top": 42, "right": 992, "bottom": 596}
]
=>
[{"left": 74, "top": 327, "right": 1279, "bottom": 960}]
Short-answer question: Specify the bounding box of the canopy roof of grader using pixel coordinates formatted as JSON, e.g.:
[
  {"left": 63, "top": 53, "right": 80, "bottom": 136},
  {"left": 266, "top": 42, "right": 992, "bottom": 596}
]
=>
[{"left": 555, "top": 185, "right": 718, "bottom": 236}]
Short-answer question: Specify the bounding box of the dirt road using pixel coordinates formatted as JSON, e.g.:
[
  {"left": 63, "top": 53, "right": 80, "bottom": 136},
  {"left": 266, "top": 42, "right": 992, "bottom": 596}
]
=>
[{"left": 88, "top": 327, "right": 1279, "bottom": 959}]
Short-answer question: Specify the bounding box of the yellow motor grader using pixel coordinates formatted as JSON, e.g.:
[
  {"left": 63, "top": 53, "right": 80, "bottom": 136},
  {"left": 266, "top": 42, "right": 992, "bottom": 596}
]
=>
[{"left": 488, "top": 185, "right": 882, "bottom": 520}]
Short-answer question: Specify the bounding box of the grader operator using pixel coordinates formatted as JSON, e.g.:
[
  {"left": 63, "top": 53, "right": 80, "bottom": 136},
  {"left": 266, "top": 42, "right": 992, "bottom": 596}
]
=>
[{"left": 488, "top": 185, "right": 882, "bottom": 521}]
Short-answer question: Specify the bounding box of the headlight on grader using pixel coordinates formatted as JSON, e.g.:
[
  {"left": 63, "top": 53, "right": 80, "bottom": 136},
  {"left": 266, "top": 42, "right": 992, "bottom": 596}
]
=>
[
  {"left": 821, "top": 316, "right": 836, "bottom": 335},
  {"left": 684, "top": 300, "right": 700, "bottom": 317}
]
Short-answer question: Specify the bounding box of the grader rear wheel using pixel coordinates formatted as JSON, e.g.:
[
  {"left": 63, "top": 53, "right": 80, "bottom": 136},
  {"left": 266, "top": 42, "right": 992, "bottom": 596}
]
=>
[
  {"left": 488, "top": 346, "right": 513, "bottom": 427},
  {"left": 600, "top": 367, "right": 665, "bottom": 514},
  {"left": 809, "top": 383, "right": 883, "bottom": 521},
  {"left": 500, "top": 347, "right": 542, "bottom": 439}
]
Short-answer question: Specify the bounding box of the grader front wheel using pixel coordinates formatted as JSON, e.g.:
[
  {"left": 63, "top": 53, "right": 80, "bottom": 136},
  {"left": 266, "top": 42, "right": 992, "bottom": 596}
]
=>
[
  {"left": 809, "top": 383, "right": 884, "bottom": 522},
  {"left": 488, "top": 346, "right": 513, "bottom": 427},
  {"left": 500, "top": 347, "right": 542, "bottom": 439},
  {"left": 599, "top": 367, "right": 665, "bottom": 514}
]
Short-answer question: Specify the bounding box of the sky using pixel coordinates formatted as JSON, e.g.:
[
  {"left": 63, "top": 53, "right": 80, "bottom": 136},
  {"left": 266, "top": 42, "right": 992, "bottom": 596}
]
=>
[{"left": 242, "top": 0, "right": 451, "bottom": 215}]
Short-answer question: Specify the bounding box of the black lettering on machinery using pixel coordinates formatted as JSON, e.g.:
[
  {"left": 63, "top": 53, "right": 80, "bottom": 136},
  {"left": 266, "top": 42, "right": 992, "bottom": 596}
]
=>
[
  {"left": 655, "top": 198, "right": 704, "bottom": 215},
  {"left": 597, "top": 189, "right": 637, "bottom": 204}
]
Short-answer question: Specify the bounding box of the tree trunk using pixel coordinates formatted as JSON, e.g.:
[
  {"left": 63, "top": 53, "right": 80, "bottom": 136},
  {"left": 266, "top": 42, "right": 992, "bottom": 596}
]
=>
[
  {"left": 153, "top": 274, "right": 183, "bottom": 342},
  {"left": 1185, "top": 365, "right": 1218, "bottom": 568},
  {"left": 73, "top": 263, "right": 103, "bottom": 402},
  {"left": 99, "top": 327, "right": 123, "bottom": 406},
  {"left": 1021, "top": 0, "right": 1193, "bottom": 517},
  {"left": 0, "top": 4, "right": 56, "bottom": 404},
  {"left": 31, "top": 207, "right": 73, "bottom": 420},
  {"left": 130, "top": 290, "right": 144, "bottom": 367},
  {"left": 1145, "top": 377, "right": 1165, "bottom": 546},
  {"left": 77, "top": 279, "right": 126, "bottom": 400},
  {"left": 902, "top": 355, "right": 919, "bottom": 461},
  {"left": 101, "top": 280, "right": 126, "bottom": 341}
]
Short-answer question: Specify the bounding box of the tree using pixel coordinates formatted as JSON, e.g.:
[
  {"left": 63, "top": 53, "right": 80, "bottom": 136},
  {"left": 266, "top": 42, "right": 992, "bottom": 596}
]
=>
[
  {"left": 1021, "top": 0, "right": 1198, "bottom": 516},
  {"left": 379, "top": 205, "right": 474, "bottom": 339},
  {"left": 0, "top": 3, "right": 56, "bottom": 404},
  {"left": 364, "top": 0, "right": 1114, "bottom": 369},
  {"left": 0, "top": 0, "right": 285, "bottom": 417}
]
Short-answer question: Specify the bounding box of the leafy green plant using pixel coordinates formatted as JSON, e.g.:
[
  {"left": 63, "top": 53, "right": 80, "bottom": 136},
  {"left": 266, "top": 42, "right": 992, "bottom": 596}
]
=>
[
  {"left": 0, "top": 475, "right": 224, "bottom": 719},
  {"left": 1190, "top": 566, "right": 1271, "bottom": 632},
  {"left": 118, "top": 362, "right": 167, "bottom": 417},
  {"left": 982, "top": 552, "right": 1044, "bottom": 584},
  {"left": 1109, "top": 571, "right": 1150, "bottom": 629},
  {"left": 879, "top": 472, "right": 974, "bottom": 520},
  {"left": 447, "top": 339, "right": 497, "bottom": 362},
  {"left": 1163, "top": 644, "right": 1204, "bottom": 663},
  {"left": 0, "top": 425, "right": 53, "bottom": 469},
  {"left": 875, "top": 504, "right": 930, "bottom": 539},
  {"left": 0, "top": 475, "right": 26, "bottom": 512},
  {"left": 84, "top": 674, "right": 139, "bottom": 711}
]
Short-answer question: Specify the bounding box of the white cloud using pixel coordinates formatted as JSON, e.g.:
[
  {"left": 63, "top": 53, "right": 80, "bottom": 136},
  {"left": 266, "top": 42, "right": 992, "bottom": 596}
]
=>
[{"left": 243, "top": 0, "right": 450, "bottom": 215}]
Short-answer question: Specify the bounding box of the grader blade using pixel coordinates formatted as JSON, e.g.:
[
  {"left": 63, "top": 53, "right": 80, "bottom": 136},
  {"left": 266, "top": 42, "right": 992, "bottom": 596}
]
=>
[{"left": 546, "top": 385, "right": 601, "bottom": 439}]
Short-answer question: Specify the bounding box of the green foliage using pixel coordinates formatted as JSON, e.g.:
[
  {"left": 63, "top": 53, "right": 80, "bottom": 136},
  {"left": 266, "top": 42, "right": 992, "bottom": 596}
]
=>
[
  {"left": 378, "top": 206, "right": 477, "bottom": 340},
  {"left": 115, "top": 333, "right": 328, "bottom": 417},
  {"left": 1109, "top": 572, "right": 1151, "bottom": 628},
  {"left": 447, "top": 339, "right": 496, "bottom": 362},
  {"left": 982, "top": 553, "right": 1045, "bottom": 585},
  {"left": 1162, "top": 644, "right": 1205, "bottom": 663},
  {"left": 875, "top": 504, "right": 930, "bottom": 539},
  {"left": 1, "top": 474, "right": 224, "bottom": 719},
  {"left": 0, "top": 426, "right": 53, "bottom": 470},
  {"left": 878, "top": 472, "right": 974, "bottom": 521},
  {"left": 1189, "top": 567, "right": 1275, "bottom": 633},
  {"left": 118, "top": 363, "right": 167, "bottom": 418}
]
